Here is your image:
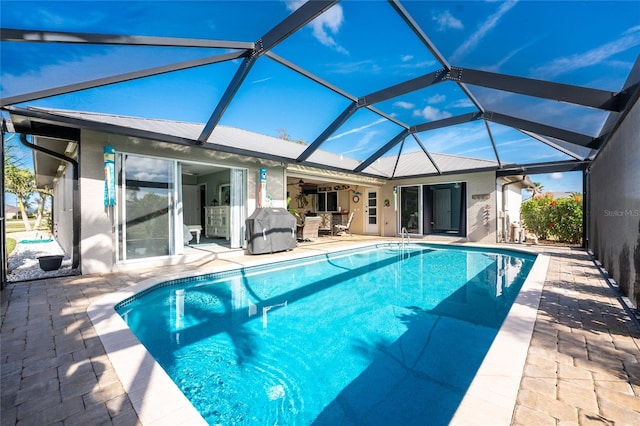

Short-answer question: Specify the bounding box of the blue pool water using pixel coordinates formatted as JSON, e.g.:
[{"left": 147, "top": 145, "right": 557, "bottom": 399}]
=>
[{"left": 117, "top": 244, "right": 535, "bottom": 425}]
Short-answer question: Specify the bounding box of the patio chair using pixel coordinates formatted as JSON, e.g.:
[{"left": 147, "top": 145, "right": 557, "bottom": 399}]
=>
[
  {"left": 318, "top": 213, "right": 332, "bottom": 234},
  {"left": 298, "top": 216, "right": 322, "bottom": 242},
  {"left": 335, "top": 212, "right": 355, "bottom": 236}
]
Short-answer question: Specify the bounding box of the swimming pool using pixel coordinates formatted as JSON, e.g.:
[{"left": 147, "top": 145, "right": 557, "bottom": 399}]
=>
[{"left": 115, "top": 243, "right": 536, "bottom": 425}]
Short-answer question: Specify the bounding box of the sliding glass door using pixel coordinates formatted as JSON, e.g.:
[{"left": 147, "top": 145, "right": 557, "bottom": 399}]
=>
[
  {"left": 116, "top": 153, "right": 248, "bottom": 261},
  {"left": 398, "top": 183, "right": 466, "bottom": 237},
  {"left": 424, "top": 183, "right": 466, "bottom": 236},
  {"left": 117, "top": 154, "right": 175, "bottom": 261}
]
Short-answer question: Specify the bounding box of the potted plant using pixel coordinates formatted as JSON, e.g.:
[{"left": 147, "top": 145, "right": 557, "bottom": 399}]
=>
[
  {"left": 37, "top": 255, "right": 64, "bottom": 271},
  {"left": 287, "top": 196, "right": 302, "bottom": 223}
]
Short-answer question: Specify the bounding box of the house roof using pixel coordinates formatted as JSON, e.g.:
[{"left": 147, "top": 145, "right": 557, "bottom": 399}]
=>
[
  {"left": 1, "top": 1, "right": 639, "bottom": 181},
  {"left": 12, "top": 106, "right": 506, "bottom": 184},
  {"left": 4, "top": 205, "right": 19, "bottom": 215}
]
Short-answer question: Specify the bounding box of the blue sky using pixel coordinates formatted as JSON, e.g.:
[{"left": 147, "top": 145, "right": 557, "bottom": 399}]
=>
[{"left": 2, "top": 0, "right": 639, "bottom": 196}]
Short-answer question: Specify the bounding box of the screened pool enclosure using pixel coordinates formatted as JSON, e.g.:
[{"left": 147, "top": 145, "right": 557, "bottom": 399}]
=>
[{"left": 2, "top": 0, "right": 638, "bottom": 180}]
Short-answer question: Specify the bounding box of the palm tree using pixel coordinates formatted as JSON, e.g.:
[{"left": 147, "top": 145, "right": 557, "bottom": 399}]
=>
[
  {"left": 4, "top": 134, "right": 41, "bottom": 231},
  {"left": 5, "top": 164, "right": 36, "bottom": 231},
  {"left": 527, "top": 182, "right": 544, "bottom": 197},
  {"left": 33, "top": 187, "right": 53, "bottom": 231}
]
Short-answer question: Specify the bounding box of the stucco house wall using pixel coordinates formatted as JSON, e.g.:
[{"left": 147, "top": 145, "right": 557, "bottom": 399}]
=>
[
  {"left": 75, "top": 129, "right": 285, "bottom": 274},
  {"left": 385, "top": 171, "right": 498, "bottom": 243},
  {"left": 48, "top": 122, "right": 525, "bottom": 274},
  {"left": 588, "top": 96, "right": 640, "bottom": 308}
]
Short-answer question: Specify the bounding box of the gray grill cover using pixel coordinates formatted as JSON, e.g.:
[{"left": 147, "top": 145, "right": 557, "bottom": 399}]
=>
[{"left": 245, "top": 208, "right": 297, "bottom": 254}]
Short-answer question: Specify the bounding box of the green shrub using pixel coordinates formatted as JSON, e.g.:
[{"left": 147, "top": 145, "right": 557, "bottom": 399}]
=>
[
  {"left": 548, "top": 195, "right": 583, "bottom": 244},
  {"left": 520, "top": 195, "right": 552, "bottom": 240},
  {"left": 521, "top": 194, "right": 582, "bottom": 244}
]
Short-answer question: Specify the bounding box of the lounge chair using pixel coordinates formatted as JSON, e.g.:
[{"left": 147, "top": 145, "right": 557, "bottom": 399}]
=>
[
  {"left": 335, "top": 212, "right": 354, "bottom": 236},
  {"left": 298, "top": 216, "right": 321, "bottom": 241}
]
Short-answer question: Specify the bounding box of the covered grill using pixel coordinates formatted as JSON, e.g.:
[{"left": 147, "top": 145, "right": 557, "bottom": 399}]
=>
[{"left": 245, "top": 208, "right": 297, "bottom": 254}]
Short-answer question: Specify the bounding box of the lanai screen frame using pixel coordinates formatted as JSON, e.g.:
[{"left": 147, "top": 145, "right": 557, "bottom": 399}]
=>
[{"left": 2, "top": 0, "right": 639, "bottom": 181}]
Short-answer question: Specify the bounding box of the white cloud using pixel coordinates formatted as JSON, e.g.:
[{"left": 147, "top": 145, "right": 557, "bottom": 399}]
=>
[
  {"left": 427, "top": 94, "right": 446, "bottom": 104},
  {"left": 287, "top": 1, "right": 348, "bottom": 54},
  {"left": 396, "top": 52, "right": 437, "bottom": 71},
  {"left": 450, "top": 0, "right": 518, "bottom": 63},
  {"left": 413, "top": 106, "right": 452, "bottom": 121},
  {"left": 421, "top": 125, "right": 489, "bottom": 154},
  {"left": 327, "top": 118, "right": 387, "bottom": 141},
  {"left": 532, "top": 26, "right": 640, "bottom": 79},
  {"left": 457, "top": 144, "right": 494, "bottom": 156},
  {"left": 550, "top": 172, "right": 564, "bottom": 180},
  {"left": 482, "top": 37, "right": 539, "bottom": 72},
  {"left": 397, "top": 59, "right": 438, "bottom": 71},
  {"left": 494, "top": 138, "right": 528, "bottom": 149},
  {"left": 624, "top": 25, "right": 640, "bottom": 35},
  {"left": 449, "top": 98, "right": 475, "bottom": 109},
  {"left": 341, "top": 131, "right": 380, "bottom": 156},
  {"left": 327, "top": 60, "right": 382, "bottom": 75},
  {"left": 285, "top": 1, "right": 306, "bottom": 14},
  {"left": 393, "top": 101, "right": 415, "bottom": 109},
  {"left": 432, "top": 10, "right": 463, "bottom": 31}
]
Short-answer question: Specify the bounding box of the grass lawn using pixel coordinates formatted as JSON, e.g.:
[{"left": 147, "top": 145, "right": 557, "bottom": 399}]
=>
[
  {"left": 5, "top": 219, "right": 49, "bottom": 234},
  {"left": 6, "top": 237, "right": 16, "bottom": 255}
]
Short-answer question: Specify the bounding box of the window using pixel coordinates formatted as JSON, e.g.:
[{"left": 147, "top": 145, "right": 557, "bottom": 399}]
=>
[{"left": 317, "top": 191, "right": 338, "bottom": 212}]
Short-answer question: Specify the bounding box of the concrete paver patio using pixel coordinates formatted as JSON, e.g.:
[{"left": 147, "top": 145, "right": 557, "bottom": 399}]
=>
[
  {"left": 512, "top": 246, "right": 640, "bottom": 425},
  {"left": 1, "top": 240, "right": 639, "bottom": 425}
]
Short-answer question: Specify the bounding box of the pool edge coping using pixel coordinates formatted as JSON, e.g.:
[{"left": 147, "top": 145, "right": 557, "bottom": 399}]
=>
[
  {"left": 451, "top": 252, "right": 550, "bottom": 425},
  {"left": 87, "top": 241, "right": 545, "bottom": 425}
]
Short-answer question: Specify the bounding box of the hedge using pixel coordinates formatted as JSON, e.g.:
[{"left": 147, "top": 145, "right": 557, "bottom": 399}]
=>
[{"left": 521, "top": 194, "right": 582, "bottom": 244}]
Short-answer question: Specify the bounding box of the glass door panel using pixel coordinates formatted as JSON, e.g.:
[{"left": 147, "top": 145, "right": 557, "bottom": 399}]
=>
[
  {"left": 424, "top": 183, "right": 465, "bottom": 236},
  {"left": 119, "top": 154, "right": 175, "bottom": 260},
  {"left": 365, "top": 189, "right": 378, "bottom": 234},
  {"left": 400, "top": 186, "right": 420, "bottom": 234},
  {"left": 433, "top": 188, "right": 452, "bottom": 230}
]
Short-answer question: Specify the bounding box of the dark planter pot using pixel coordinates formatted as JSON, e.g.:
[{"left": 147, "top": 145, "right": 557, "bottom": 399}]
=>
[{"left": 38, "top": 255, "right": 64, "bottom": 271}]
